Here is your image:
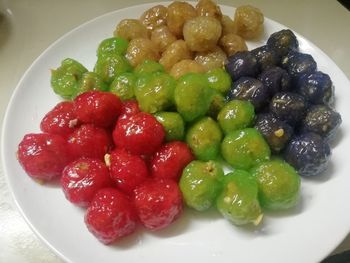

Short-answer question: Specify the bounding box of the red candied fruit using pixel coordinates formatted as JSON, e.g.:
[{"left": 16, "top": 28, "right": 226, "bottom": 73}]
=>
[
  {"left": 118, "top": 100, "right": 141, "bottom": 120},
  {"left": 85, "top": 188, "right": 138, "bottom": 244},
  {"left": 113, "top": 112, "right": 165, "bottom": 156},
  {"left": 61, "top": 158, "right": 113, "bottom": 207},
  {"left": 40, "top": 101, "right": 79, "bottom": 136},
  {"left": 74, "top": 91, "right": 122, "bottom": 128},
  {"left": 108, "top": 148, "right": 149, "bottom": 195},
  {"left": 133, "top": 178, "right": 183, "bottom": 230},
  {"left": 67, "top": 124, "right": 112, "bottom": 160},
  {"left": 17, "top": 133, "right": 70, "bottom": 181},
  {"left": 150, "top": 141, "right": 195, "bottom": 181}
]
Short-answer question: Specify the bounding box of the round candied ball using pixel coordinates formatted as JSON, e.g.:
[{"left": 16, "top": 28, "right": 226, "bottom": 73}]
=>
[
  {"left": 140, "top": 5, "right": 168, "bottom": 31},
  {"left": 114, "top": 19, "right": 149, "bottom": 41},
  {"left": 225, "top": 51, "right": 258, "bottom": 81},
  {"left": 233, "top": 5, "right": 264, "bottom": 39},
  {"left": 301, "top": 104, "right": 342, "bottom": 140},
  {"left": 219, "top": 33, "right": 247, "bottom": 57},
  {"left": 269, "top": 92, "right": 308, "bottom": 126},
  {"left": 125, "top": 38, "right": 160, "bottom": 67},
  {"left": 183, "top": 16, "right": 222, "bottom": 52},
  {"left": 296, "top": 71, "right": 334, "bottom": 106},
  {"left": 109, "top": 72, "right": 136, "bottom": 101},
  {"left": 167, "top": 1, "right": 197, "bottom": 38},
  {"left": 227, "top": 77, "right": 270, "bottom": 111},
  {"left": 195, "top": 0, "right": 222, "bottom": 19},
  {"left": 206, "top": 67, "right": 232, "bottom": 94},
  {"left": 258, "top": 66, "right": 291, "bottom": 96},
  {"left": 118, "top": 99, "right": 141, "bottom": 120},
  {"left": 267, "top": 29, "right": 299, "bottom": 57},
  {"left": 151, "top": 25, "right": 177, "bottom": 53},
  {"left": 194, "top": 47, "right": 227, "bottom": 71},
  {"left": 220, "top": 15, "right": 236, "bottom": 35},
  {"left": 169, "top": 59, "right": 206, "bottom": 79},
  {"left": 284, "top": 132, "right": 331, "bottom": 177},
  {"left": 154, "top": 111, "right": 185, "bottom": 142},
  {"left": 134, "top": 59, "right": 164, "bottom": 75},
  {"left": 254, "top": 112, "right": 293, "bottom": 153},
  {"left": 250, "top": 45, "right": 279, "bottom": 72},
  {"left": 75, "top": 72, "right": 109, "bottom": 98},
  {"left": 97, "top": 37, "right": 129, "bottom": 58},
  {"left": 159, "top": 39, "right": 192, "bottom": 71}
]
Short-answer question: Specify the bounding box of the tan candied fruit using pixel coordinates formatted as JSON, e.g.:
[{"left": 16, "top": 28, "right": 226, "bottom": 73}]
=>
[
  {"left": 169, "top": 59, "right": 206, "bottom": 79},
  {"left": 114, "top": 19, "right": 149, "bottom": 41},
  {"left": 194, "top": 47, "right": 227, "bottom": 71},
  {"left": 220, "top": 15, "right": 236, "bottom": 35},
  {"left": 233, "top": 5, "right": 264, "bottom": 39},
  {"left": 151, "top": 26, "right": 177, "bottom": 53},
  {"left": 183, "top": 16, "right": 222, "bottom": 52},
  {"left": 167, "top": 1, "right": 197, "bottom": 38},
  {"left": 159, "top": 40, "right": 192, "bottom": 71},
  {"left": 125, "top": 38, "right": 160, "bottom": 67},
  {"left": 219, "top": 33, "right": 248, "bottom": 56},
  {"left": 195, "top": 0, "right": 222, "bottom": 19},
  {"left": 140, "top": 5, "right": 168, "bottom": 31}
]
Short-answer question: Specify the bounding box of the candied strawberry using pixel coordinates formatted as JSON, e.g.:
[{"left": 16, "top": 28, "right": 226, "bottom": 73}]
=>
[
  {"left": 118, "top": 99, "right": 141, "bottom": 120},
  {"left": 67, "top": 124, "right": 112, "bottom": 160},
  {"left": 17, "top": 133, "right": 70, "bottom": 181},
  {"left": 107, "top": 148, "right": 149, "bottom": 195},
  {"left": 40, "top": 101, "right": 79, "bottom": 136},
  {"left": 133, "top": 178, "right": 183, "bottom": 230},
  {"left": 112, "top": 112, "right": 165, "bottom": 155},
  {"left": 61, "top": 158, "right": 113, "bottom": 207},
  {"left": 150, "top": 141, "right": 195, "bottom": 181},
  {"left": 74, "top": 91, "right": 122, "bottom": 128},
  {"left": 85, "top": 188, "right": 138, "bottom": 244}
]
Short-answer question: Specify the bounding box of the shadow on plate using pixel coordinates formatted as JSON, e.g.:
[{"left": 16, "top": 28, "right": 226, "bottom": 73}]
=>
[{"left": 0, "top": 11, "right": 12, "bottom": 49}]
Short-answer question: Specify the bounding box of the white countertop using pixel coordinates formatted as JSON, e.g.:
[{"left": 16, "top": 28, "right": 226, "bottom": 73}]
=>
[{"left": 0, "top": 1, "right": 349, "bottom": 262}]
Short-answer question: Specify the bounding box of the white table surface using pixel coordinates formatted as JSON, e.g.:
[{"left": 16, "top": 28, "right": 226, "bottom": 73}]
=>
[{"left": 0, "top": 1, "right": 349, "bottom": 262}]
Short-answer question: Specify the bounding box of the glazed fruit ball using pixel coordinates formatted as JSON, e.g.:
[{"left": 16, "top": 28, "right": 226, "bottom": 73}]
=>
[
  {"left": 284, "top": 132, "right": 331, "bottom": 177},
  {"left": 251, "top": 159, "right": 300, "bottom": 210},
  {"left": 109, "top": 72, "right": 136, "bottom": 101},
  {"left": 206, "top": 68, "right": 232, "bottom": 94},
  {"left": 194, "top": 47, "right": 227, "bottom": 72},
  {"left": 220, "top": 15, "right": 236, "bottom": 35},
  {"left": 150, "top": 141, "right": 194, "bottom": 181},
  {"left": 221, "top": 128, "right": 270, "bottom": 170},
  {"left": 113, "top": 112, "right": 165, "bottom": 156},
  {"left": 195, "top": 0, "right": 222, "bottom": 19},
  {"left": 85, "top": 188, "right": 138, "bottom": 244},
  {"left": 219, "top": 33, "right": 247, "bottom": 57},
  {"left": 154, "top": 111, "right": 185, "bottom": 141},
  {"left": 186, "top": 117, "right": 223, "bottom": 161},
  {"left": 51, "top": 58, "right": 87, "bottom": 99},
  {"left": 114, "top": 19, "right": 149, "bottom": 41},
  {"left": 75, "top": 72, "right": 109, "bottom": 98},
  {"left": 254, "top": 113, "right": 293, "bottom": 153},
  {"left": 258, "top": 66, "right": 291, "bottom": 96},
  {"left": 97, "top": 37, "right": 129, "bottom": 58},
  {"left": 183, "top": 16, "right": 222, "bottom": 52},
  {"left": 134, "top": 71, "right": 176, "bottom": 113},
  {"left": 133, "top": 178, "right": 183, "bottom": 230},
  {"left": 225, "top": 51, "right": 258, "bottom": 81},
  {"left": 17, "top": 133, "right": 70, "bottom": 181},
  {"left": 233, "top": 5, "right": 264, "bottom": 40},
  {"left": 267, "top": 29, "right": 299, "bottom": 57},
  {"left": 250, "top": 45, "right": 279, "bottom": 72},
  {"left": 139, "top": 5, "right": 168, "bottom": 31},
  {"left": 217, "top": 99, "right": 255, "bottom": 134},
  {"left": 151, "top": 25, "right": 177, "bottom": 53},
  {"left": 125, "top": 38, "right": 160, "bottom": 67},
  {"left": 169, "top": 59, "right": 205, "bottom": 79},
  {"left": 216, "top": 170, "right": 263, "bottom": 226},
  {"left": 73, "top": 91, "right": 122, "bottom": 128},
  {"left": 61, "top": 158, "right": 112, "bottom": 207},
  {"left": 118, "top": 99, "right": 141, "bottom": 120},
  {"left": 179, "top": 160, "right": 224, "bottom": 211},
  {"left": 134, "top": 59, "right": 164, "bottom": 75},
  {"left": 159, "top": 39, "right": 192, "bottom": 71}
]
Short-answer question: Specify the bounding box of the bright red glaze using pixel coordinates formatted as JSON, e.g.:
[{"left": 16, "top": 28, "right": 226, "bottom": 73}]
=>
[
  {"left": 67, "top": 124, "right": 112, "bottom": 160},
  {"left": 112, "top": 112, "right": 165, "bottom": 156},
  {"left": 118, "top": 100, "right": 141, "bottom": 121},
  {"left": 150, "top": 141, "right": 195, "bottom": 181},
  {"left": 133, "top": 178, "right": 183, "bottom": 230},
  {"left": 85, "top": 188, "right": 138, "bottom": 244},
  {"left": 61, "top": 158, "right": 113, "bottom": 207},
  {"left": 17, "top": 133, "right": 70, "bottom": 181},
  {"left": 108, "top": 148, "right": 149, "bottom": 195},
  {"left": 40, "top": 101, "right": 79, "bottom": 136},
  {"left": 74, "top": 91, "right": 122, "bottom": 128}
]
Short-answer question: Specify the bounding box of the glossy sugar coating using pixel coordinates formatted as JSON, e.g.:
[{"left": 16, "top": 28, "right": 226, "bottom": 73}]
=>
[
  {"left": 233, "top": 5, "right": 264, "bottom": 39},
  {"left": 258, "top": 66, "right": 291, "bottom": 96},
  {"left": 206, "top": 68, "right": 232, "bottom": 94},
  {"left": 97, "top": 37, "right": 129, "bottom": 57},
  {"left": 125, "top": 38, "right": 160, "bottom": 67},
  {"left": 220, "top": 15, "right": 236, "bottom": 35},
  {"left": 134, "top": 59, "right": 164, "bottom": 75},
  {"left": 167, "top": 1, "right": 197, "bottom": 38},
  {"left": 219, "top": 33, "right": 247, "bottom": 57},
  {"left": 159, "top": 39, "right": 192, "bottom": 71},
  {"left": 151, "top": 25, "right": 177, "bottom": 53},
  {"left": 225, "top": 51, "right": 258, "bottom": 81},
  {"left": 194, "top": 47, "right": 227, "bottom": 72},
  {"left": 195, "top": 0, "right": 222, "bottom": 19},
  {"left": 169, "top": 59, "right": 205, "bottom": 79},
  {"left": 114, "top": 19, "right": 148, "bottom": 41},
  {"left": 75, "top": 72, "right": 109, "bottom": 98},
  {"left": 251, "top": 45, "right": 279, "bottom": 72},
  {"left": 267, "top": 29, "right": 299, "bottom": 57},
  {"left": 154, "top": 111, "right": 185, "bottom": 141},
  {"left": 139, "top": 4, "right": 168, "bottom": 31},
  {"left": 109, "top": 72, "right": 136, "bottom": 101}
]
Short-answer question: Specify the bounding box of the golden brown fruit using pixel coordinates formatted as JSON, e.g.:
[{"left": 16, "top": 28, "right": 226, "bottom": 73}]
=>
[
  {"left": 140, "top": 5, "right": 168, "bottom": 31},
  {"left": 220, "top": 15, "right": 236, "bottom": 35},
  {"left": 114, "top": 19, "right": 149, "bottom": 41},
  {"left": 219, "top": 33, "right": 248, "bottom": 56},
  {"left": 125, "top": 38, "right": 160, "bottom": 67},
  {"left": 151, "top": 25, "right": 177, "bottom": 53},
  {"left": 233, "top": 5, "right": 264, "bottom": 39},
  {"left": 194, "top": 47, "right": 227, "bottom": 71},
  {"left": 169, "top": 59, "right": 206, "bottom": 79},
  {"left": 159, "top": 40, "right": 192, "bottom": 71},
  {"left": 195, "top": 0, "right": 222, "bottom": 19},
  {"left": 167, "top": 1, "right": 197, "bottom": 38}
]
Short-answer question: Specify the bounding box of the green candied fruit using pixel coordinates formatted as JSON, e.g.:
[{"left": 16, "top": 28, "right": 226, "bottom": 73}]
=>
[
  {"left": 217, "top": 99, "right": 255, "bottom": 134},
  {"left": 179, "top": 160, "right": 224, "bottom": 211},
  {"left": 154, "top": 112, "right": 185, "bottom": 141},
  {"left": 221, "top": 128, "right": 270, "bottom": 170},
  {"left": 97, "top": 37, "right": 129, "bottom": 57},
  {"left": 207, "top": 92, "right": 226, "bottom": 119},
  {"left": 94, "top": 54, "right": 132, "bottom": 84},
  {"left": 216, "top": 170, "right": 263, "bottom": 226},
  {"left": 134, "top": 60, "right": 164, "bottom": 75},
  {"left": 174, "top": 73, "right": 214, "bottom": 122},
  {"left": 74, "top": 72, "right": 108, "bottom": 98},
  {"left": 109, "top": 72, "right": 136, "bottom": 100},
  {"left": 206, "top": 68, "right": 232, "bottom": 94},
  {"left": 186, "top": 117, "right": 223, "bottom": 161},
  {"left": 251, "top": 159, "right": 301, "bottom": 210},
  {"left": 134, "top": 72, "right": 176, "bottom": 113},
  {"left": 51, "top": 58, "right": 88, "bottom": 99}
]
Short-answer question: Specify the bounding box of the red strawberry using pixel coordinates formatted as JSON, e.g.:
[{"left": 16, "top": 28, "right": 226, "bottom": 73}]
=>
[{"left": 118, "top": 99, "right": 141, "bottom": 120}]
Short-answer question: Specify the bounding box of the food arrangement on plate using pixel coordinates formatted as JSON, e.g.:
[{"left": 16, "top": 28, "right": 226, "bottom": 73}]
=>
[{"left": 15, "top": 0, "right": 342, "bottom": 246}]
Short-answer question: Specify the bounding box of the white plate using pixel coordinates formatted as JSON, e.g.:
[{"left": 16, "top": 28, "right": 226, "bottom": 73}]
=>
[{"left": 2, "top": 2, "right": 350, "bottom": 263}]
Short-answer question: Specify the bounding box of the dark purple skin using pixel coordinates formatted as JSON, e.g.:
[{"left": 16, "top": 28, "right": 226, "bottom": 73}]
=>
[
  {"left": 226, "top": 77, "right": 270, "bottom": 110},
  {"left": 225, "top": 51, "right": 259, "bottom": 81},
  {"left": 296, "top": 71, "right": 334, "bottom": 106},
  {"left": 267, "top": 29, "right": 299, "bottom": 57},
  {"left": 284, "top": 132, "right": 331, "bottom": 177},
  {"left": 258, "top": 66, "right": 291, "bottom": 96},
  {"left": 251, "top": 45, "right": 280, "bottom": 72},
  {"left": 269, "top": 92, "right": 308, "bottom": 126}
]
